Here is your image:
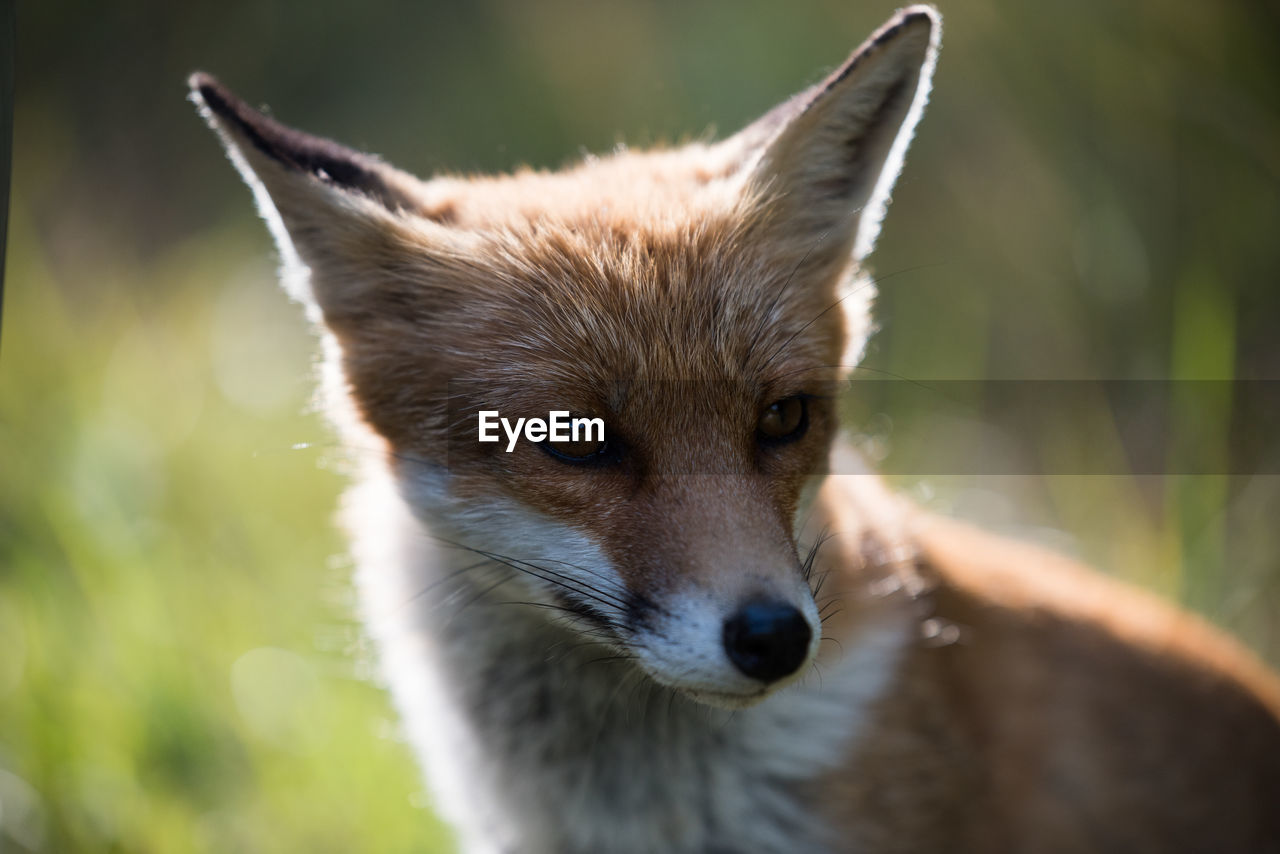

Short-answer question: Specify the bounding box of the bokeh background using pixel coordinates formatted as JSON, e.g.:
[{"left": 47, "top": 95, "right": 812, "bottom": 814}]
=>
[{"left": 3, "top": 1, "right": 1278, "bottom": 851}]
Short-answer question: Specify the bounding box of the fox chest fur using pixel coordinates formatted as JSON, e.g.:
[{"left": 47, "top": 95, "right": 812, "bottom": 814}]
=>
[{"left": 193, "top": 6, "right": 1280, "bottom": 853}]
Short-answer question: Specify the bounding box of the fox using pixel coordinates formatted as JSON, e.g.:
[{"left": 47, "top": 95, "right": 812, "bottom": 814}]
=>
[{"left": 190, "top": 6, "right": 1280, "bottom": 853}]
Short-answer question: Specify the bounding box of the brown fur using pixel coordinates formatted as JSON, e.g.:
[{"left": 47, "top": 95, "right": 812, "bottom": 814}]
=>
[{"left": 803, "top": 474, "right": 1280, "bottom": 852}]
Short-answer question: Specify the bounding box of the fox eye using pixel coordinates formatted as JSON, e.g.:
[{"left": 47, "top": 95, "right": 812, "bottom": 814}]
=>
[
  {"left": 757, "top": 396, "right": 808, "bottom": 444},
  {"left": 542, "top": 437, "right": 611, "bottom": 465}
]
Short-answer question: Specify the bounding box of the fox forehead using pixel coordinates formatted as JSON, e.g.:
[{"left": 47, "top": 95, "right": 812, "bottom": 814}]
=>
[
  {"left": 347, "top": 199, "right": 851, "bottom": 467},
  {"left": 321, "top": 156, "right": 853, "bottom": 441},
  {"left": 420, "top": 206, "right": 849, "bottom": 380}
]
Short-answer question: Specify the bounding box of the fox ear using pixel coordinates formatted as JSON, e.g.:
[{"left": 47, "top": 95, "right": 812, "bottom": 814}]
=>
[
  {"left": 189, "top": 73, "right": 437, "bottom": 325},
  {"left": 737, "top": 6, "right": 939, "bottom": 265}
]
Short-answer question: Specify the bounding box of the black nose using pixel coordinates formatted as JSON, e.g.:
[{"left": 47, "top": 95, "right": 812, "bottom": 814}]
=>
[{"left": 723, "top": 600, "right": 813, "bottom": 683}]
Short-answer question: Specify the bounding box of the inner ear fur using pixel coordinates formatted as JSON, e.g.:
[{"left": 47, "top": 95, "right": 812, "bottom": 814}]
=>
[{"left": 738, "top": 5, "right": 940, "bottom": 266}]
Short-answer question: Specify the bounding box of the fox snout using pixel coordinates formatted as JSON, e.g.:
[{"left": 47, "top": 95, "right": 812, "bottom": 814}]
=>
[
  {"left": 621, "top": 544, "right": 822, "bottom": 706},
  {"left": 630, "top": 585, "right": 820, "bottom": 707},
  {"left": 569, "top": 473, "right": 824, "bottom": 705}
]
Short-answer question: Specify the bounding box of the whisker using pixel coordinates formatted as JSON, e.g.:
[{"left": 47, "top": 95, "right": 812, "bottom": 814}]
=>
[
  {"left": 498, "top": 600, "right": 624, "bottom": 641},
  {"left": 440, "top": 572, "right": 517, "bottom": 630},
  {"left": 799, "top": 528, "right": 833, "bottom": 583},
  {"left": 436, "top": 537, "right": 632, "bottom": 615},
  {"left": 581, "top": 654, "right": 640, "bottom": 668},
  {"left": 807, "top": 658, "right": 825, "bottom": 691},
  {"left": 433, "top": 536, "right": 626, "bottom": 597},
  {"left": 376, "top": 557, "right": 497, "bottom": 621},
  {"left": 812, "top": 568, "right": 835, "bottom": 600}
]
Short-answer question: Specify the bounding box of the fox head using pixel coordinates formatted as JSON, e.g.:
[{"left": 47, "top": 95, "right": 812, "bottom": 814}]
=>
[{"left": 193, "top": 7, "right": 939, "bottom": 708}]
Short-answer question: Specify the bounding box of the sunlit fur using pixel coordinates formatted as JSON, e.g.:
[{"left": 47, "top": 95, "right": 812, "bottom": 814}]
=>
[{"left": 195, "top": 6, "right": 1280, "bottom": 852}]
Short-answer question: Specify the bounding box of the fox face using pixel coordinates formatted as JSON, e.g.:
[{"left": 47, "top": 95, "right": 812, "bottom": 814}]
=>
[{"left": 193, "top": 8, "right": 938, "bottom": 707}]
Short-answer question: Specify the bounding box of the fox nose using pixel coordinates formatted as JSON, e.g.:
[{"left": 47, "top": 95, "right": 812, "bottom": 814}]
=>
[{"left": 723, "top": 600, "right": 813, "bottom": 682}]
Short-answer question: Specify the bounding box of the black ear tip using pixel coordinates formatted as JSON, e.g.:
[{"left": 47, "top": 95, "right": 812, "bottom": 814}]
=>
[
  {"left": 861, "top": 5, "right": 938, "bottom": 61},
  {"left": 897, "top": 4, "right": 940, "bottom": 27},
  {"left": 187, "top": 70, "right": 419, "bottom": 212},
  {"left": 188, "top": 71, "right": 240, "bottom": 120},
  {"left": 187, "top": 70, "right": 215, "bottom": 92},
  {"left": 877, "top": 5, "right": 939, "bottom": 46}
]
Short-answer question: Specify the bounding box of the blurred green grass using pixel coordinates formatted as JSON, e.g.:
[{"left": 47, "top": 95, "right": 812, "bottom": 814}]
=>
[
  {"left": 0, "top": 209, "right": 451, "bottom": 852},
  {"left": 3, "top": 1, "right": 1279, "bottom": 851}
]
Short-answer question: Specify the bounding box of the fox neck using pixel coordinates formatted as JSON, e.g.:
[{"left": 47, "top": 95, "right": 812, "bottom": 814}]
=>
[{"left": 349, "top": 468, "right": 915, "bottom": 854}]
